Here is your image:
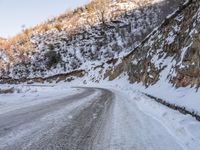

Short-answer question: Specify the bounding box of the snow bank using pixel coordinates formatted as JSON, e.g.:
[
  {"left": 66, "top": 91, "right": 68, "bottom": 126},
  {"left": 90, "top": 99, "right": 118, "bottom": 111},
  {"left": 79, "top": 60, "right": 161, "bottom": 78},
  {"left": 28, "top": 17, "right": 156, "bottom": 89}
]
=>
[
  {"left": 97, "top": 74, "right": 200, "bottom": 115},
  {"left": 63, "top": 78, "right": 200, "bottom": 150}
]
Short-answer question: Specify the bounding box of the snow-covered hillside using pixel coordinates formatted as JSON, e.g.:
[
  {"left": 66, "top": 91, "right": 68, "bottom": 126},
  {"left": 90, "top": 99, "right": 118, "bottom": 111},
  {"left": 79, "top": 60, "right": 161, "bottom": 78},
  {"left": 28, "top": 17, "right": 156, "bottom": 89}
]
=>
[
  {"left": 0, "top": 0, "right": 182, "bottom": 79},
  {"left": 106, "top": 0, "right": 200, "bottom": 89},
  {"left": 91, "top": 0, "right": 200, "bottom": 114}
]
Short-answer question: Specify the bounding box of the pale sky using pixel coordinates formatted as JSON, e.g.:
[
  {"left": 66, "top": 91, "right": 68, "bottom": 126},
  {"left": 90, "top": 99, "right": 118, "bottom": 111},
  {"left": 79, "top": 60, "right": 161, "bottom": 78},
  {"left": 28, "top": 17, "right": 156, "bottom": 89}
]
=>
[{"left": 0, "top": 0, "right": 90, "bottom": 38}]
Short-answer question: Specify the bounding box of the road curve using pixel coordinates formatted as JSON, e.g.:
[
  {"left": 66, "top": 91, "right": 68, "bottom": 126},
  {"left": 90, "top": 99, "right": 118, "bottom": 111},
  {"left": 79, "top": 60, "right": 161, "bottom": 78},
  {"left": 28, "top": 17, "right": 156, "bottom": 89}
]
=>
[
  {"left": 0, "top": 87, "right": 183, "bottom": 150},
  {"left": 0, "top": 88, "right": 113, "bottom": 150}
]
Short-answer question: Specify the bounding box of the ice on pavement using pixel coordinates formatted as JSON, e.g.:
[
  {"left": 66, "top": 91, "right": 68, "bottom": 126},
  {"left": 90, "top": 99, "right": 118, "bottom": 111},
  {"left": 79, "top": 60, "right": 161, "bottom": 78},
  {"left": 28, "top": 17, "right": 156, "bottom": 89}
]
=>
[{"left": 0, "top": 82, "right": 200, "bottom": 150}]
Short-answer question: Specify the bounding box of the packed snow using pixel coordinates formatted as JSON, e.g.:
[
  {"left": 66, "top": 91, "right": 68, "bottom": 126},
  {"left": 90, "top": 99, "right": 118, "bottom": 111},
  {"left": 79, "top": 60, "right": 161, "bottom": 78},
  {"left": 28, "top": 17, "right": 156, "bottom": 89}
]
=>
[{"left": 1, "top": 81, "right": 200, "bottom": 149}]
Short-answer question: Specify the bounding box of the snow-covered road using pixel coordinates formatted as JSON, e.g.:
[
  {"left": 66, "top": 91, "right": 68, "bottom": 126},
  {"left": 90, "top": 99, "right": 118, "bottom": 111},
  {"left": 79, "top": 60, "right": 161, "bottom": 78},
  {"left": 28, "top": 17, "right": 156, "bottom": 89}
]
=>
[{"left": 0, "top": 87, "right": 184, "bottom": 150}]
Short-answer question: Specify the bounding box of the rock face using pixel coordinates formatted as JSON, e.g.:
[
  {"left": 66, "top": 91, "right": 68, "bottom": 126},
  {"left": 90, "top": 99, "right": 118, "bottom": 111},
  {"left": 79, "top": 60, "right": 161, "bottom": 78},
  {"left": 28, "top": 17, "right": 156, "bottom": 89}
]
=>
[
  {"left": 107, "top": 0, "right": 200, "bottom": 89},
  {"left": 0, "top": 0, "right": 182, "bottom": 79}
]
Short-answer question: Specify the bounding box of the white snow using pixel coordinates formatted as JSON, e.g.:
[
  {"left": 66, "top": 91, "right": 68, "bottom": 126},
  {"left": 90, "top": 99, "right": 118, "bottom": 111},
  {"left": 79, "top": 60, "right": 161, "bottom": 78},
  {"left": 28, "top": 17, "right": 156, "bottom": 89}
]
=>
[
  {"left": 0, "top": 83, "right": 82, "bottom": 115},
  {"left": 166, "top": 31, "right": 176, "bottom": 45},
  {"left": 0, "top": 78, "right": 200, "bottom": 149},
  {"left": 70, "top": 78, "right": 200, "bottom": 149},
  {"left": 0, "top": 86, "right": 101, "bottom": 149},
  {"left": 98, "top": 73, "right": 200, "bottom": 115},
  {"left": 135, "top": 93, "right": 200, "bottom": 150},
  {"left": 103, "top": 89, "right": 183, "bottom": 150},
  {"left": 179, "top": 42, "right": 193, "bottom": 65}
]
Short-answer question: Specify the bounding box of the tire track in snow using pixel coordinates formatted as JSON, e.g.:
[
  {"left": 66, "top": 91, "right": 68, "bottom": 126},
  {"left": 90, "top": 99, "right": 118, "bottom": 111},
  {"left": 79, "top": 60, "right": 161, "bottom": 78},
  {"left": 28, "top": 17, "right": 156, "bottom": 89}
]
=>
[{"left": 0, "top": 87, "right": 184, "bottom": 150}]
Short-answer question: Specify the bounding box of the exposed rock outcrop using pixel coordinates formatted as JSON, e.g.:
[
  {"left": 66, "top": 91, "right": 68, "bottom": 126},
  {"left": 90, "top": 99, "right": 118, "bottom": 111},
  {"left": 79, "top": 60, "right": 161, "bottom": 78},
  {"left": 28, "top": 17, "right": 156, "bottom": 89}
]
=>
[{"left": 106, "top": 0, "right": 200, "bottom": 89}]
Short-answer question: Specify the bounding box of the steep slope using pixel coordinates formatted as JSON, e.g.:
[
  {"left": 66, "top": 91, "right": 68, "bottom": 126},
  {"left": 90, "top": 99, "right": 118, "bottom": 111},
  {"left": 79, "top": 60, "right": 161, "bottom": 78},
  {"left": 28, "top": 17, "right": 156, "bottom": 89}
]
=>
[
  {"left": 0, "top": 38, "right": 9, "bottom": 72},
  {"left": 0, "top": 0, "right": 182, "bottom": 79},
  {"left": 106, "top": 0, "right": 200, "bottom": 89}
]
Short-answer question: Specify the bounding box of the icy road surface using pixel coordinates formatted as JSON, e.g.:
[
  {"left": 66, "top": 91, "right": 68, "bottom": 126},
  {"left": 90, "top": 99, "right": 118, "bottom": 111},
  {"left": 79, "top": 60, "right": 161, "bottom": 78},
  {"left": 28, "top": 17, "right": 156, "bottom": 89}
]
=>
[{"left": 0, "top": 87, "right": 183, "bottom": 150}]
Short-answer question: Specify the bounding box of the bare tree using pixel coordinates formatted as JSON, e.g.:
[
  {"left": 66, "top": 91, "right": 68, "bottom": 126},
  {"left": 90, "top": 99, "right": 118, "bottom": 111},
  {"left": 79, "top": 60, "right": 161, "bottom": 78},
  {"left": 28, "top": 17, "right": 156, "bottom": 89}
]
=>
[{"left": 88, "top": 0, "right": 110, "bottom": 24}]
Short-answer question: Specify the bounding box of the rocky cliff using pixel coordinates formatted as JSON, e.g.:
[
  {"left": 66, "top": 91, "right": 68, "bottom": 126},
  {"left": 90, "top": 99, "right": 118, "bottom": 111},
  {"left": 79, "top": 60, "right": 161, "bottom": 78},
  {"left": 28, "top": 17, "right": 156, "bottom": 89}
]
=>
[{"left": 106, "top": 0, "right": 200, "bottom": 90}]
